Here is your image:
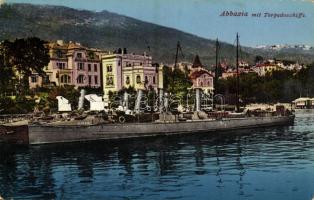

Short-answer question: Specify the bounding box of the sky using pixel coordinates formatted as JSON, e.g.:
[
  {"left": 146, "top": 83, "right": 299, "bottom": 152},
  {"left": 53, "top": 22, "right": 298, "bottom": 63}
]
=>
[{"left": 5, "top": 0, "right": 314, "bottom": 47}]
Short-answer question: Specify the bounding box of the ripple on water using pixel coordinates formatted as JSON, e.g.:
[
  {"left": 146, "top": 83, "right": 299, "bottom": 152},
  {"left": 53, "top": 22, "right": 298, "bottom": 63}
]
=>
[{"left": 1, "top": 115, "right": 314, "bottom": 200}]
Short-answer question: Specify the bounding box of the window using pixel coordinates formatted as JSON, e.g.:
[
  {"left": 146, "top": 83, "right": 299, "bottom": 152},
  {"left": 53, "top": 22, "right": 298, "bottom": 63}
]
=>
[
  {"left": 107, "top": 65, "right": 112, "bottom": 72},
  {"left": 56, "top": 50, "right": 63, "bottom": 58},
  {"left": 140, "top": 62, "right": 142, "bottom": 66},
  {"left": 60, "top": 75, "right": 71, "bottom": 84},
  {"left": 118, "top": 61, "right": 121, "bottom": 66},
  {"left": 77, "top": 53, "right": 82, "bottom": 58},
  {"left": 88, "top": 64, "right": 91, "bottom": 71},
  {"left": 77, "top": 75, "right": 85, "bottom": 84},
  {"left": 57, "top": 62, "right": 66, "bottom": 69},
  {"left": 88, "top": 75, "right": 92, "bottom": 85},
  {"left": 95, "top": 76, "right": 98, "bottom": 84},
  {"left": 88, "top": 51, "right": 95, "bottom": 59},
  {"left": 94, "top": 64, "right": 97, "bottom": 72},
  {"left": 153, "top": 76, "right": 156, "bottom": 84},
  {"left": 125, "top": 76, "right": 130, "bottom": 85},
  {"left": 77, "top": 63, "right": 84, "bottom": 70},
  {"left": 145, "top": 76, "right": 148, "bottom": 84},
  {"left": 136, "top": 75, "right": 141, "bottom": 84},
  {"left": 43, "top": 76, "right": 50, "bottom": 84},
  {"left": 31, "top": 76, "right": 37, "bottom": 83},
  {"left": 106, "top": 76, "right": 114, "bottom": 85}
]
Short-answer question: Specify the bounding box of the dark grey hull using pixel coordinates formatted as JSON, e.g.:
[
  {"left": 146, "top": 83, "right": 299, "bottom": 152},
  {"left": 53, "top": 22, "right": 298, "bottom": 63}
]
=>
[{"left": 27, "top": 115, "right": 295, "bottom": 145}]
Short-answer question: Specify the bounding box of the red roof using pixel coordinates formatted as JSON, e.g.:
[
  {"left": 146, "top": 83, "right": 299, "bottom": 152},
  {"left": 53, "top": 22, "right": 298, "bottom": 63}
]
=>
[{"left": 189, "top": 70, "right": 212, "bottom": 79}]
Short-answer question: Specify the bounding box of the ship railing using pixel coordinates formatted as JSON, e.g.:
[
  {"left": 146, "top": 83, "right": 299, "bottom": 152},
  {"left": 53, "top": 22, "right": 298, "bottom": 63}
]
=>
[{"left": 0, "top": 114, "right": 34, "bottom": 125}]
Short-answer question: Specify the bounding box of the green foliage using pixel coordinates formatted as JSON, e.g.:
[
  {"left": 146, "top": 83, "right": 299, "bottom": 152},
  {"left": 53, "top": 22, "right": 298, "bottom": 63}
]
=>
[
  {"left": 0, "top": 37, "right": 49, "bottom": 94},
  {"left": 0, "top": 96, "right": 16, "bottom": 114},
  {"left": 47, "top": 85, "right": 80, "bottom": 112},
  {"left": 0, "top": 96, "right": 35, "bottom": 114},
  {"left": 254, "top": 55, "right": 264, "bottom": 63},
  {"left": 15, "top": 96, "right": 36, "bottom": 114},
  {"left": 7, "top": 37, "right": 49, "bottom": 76},
  {"left": 0, "top": 41, "right": 15, "bottom": 92},
  {"left": 117, "top": 86, "right": 136, "bottom": 96},
  {"left": 163, "top": 66, "right": 192, "bottom": 96},
  {"left": 78, "top": 86, "right": 103, "bottom": 96},
  {"left": 217, "top": 65, "right": 314, "bottom": 104}
]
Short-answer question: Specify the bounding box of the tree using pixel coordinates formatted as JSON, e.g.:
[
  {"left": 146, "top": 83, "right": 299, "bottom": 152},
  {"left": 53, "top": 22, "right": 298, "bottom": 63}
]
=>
[
  {"left": 0, "top": 41, "right": 15, "bottom": 93},
  {"left": 163, "top": 66, "right": 192, "bottom": 96},
  {"left": 1, "top": 37, "right": 50, "bottom": 93},
  {"left": 254, "top": 55, "right": 264, "bottom": 64}
]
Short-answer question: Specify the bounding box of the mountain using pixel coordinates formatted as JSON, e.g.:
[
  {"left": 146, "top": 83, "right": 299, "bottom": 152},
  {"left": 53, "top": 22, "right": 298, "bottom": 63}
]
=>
[{"left": 0, "top": 3, "right": 313, "bottom": 67}]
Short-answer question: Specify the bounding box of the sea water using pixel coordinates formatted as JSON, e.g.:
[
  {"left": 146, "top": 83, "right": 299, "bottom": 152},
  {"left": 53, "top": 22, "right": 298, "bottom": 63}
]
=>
[{"left": 0, "top": 111, "right": 314, "bottom": 200}]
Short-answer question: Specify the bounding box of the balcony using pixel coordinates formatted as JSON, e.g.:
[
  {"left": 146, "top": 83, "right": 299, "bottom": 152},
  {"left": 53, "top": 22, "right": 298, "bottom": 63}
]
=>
[{"left": 74, "top": 57, "right": 87, "bottom": 62}]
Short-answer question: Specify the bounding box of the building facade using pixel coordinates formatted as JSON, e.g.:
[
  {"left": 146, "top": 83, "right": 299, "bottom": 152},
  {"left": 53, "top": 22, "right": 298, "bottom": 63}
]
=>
[
  {"left": 189, "top": 70, "right": 214, "bottom": 94},
  {"left": 102, "top": 49, "right": 162, "bottom": 99},
  {"left": 29, "top": 40, "right": 104, "bottom": 88},
  {"left": 189, "top": 55, "right": 214, "bottom": 96}
]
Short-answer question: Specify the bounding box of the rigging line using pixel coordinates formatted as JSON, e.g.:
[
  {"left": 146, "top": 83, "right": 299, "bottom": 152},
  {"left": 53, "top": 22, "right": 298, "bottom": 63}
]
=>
[
  {"left": 233, "top": 38, "right": 237, "bottom": 65},
  {"left": 239, "top": 41, "right": 243, "bottom": 61},
  {"left": 145, "top": 40, "right": 152, "bottom": 52},
  {"left": 144, "top": 40, "right": 151, "bottom": 52},
  {"left": 218, "top": 43, "right": 221, "bottom": 62},
  {"left": 233, "top": 38, "right": 237, "bottom": 46},
  {"left": 178, "top": 42, "right": 184, "bottom": 59}
]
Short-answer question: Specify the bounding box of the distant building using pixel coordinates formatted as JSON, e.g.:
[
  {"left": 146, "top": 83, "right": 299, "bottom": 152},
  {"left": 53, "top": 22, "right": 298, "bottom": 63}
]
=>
[
  {"left": 101, "top": 49, "right": 162, "bottom": 99},
  {"left": 169, "top": 62, "right": 193, "bottom": 72},
  {"left": 252, "top": 60, "right": 283, "bottom": 76},
  {"left": 188, "top": 55, "right": 214, "bottom": 95},
  {"left": 250, "top": 59, "right": 305, "bottom": 76},
  {"left": 221, "top": 59, "right": 255, "bottom": 79},
  {"left": 29, "top": 40, "right": 105, "bottom": 88},
  {"left": 221, "top": 69, "right": 237, "bottom": 79}
]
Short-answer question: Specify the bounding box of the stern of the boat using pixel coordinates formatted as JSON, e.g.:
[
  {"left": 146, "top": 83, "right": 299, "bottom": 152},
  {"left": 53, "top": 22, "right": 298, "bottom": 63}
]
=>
[{"left": 0, "top": 125, "right": 29, "bottom": 144}]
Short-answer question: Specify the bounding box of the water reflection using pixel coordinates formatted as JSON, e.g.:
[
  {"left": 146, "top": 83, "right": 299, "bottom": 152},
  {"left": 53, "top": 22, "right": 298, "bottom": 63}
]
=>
[{"left": 0, "top": 114, "right": 314, "bottom": 199}]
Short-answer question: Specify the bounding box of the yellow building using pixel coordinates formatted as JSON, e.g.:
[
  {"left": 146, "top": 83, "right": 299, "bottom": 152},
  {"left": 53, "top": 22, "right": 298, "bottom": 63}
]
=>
[{"left": 102, "top": 49, "right": 163, "bottom": 100}]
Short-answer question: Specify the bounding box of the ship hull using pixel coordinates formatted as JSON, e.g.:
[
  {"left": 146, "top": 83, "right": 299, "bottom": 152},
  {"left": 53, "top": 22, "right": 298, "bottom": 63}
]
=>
[
  {"left": 0, "top": 115, "right": 294, "bottom": 145},
  {"left": 23, "top": 115, "right": 294, "bottom": 145}
]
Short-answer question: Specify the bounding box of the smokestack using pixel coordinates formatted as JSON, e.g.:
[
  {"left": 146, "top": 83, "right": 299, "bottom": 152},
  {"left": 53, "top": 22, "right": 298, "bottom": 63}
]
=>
[
  {"left": 78, "top": 89, "right": 86, "bottom": 110},
  {"left": 195, "top": 88, "right": 201, "bottom": 112},
  {"left": 135, "top": 89, "right": 143, "bottom": 113}
]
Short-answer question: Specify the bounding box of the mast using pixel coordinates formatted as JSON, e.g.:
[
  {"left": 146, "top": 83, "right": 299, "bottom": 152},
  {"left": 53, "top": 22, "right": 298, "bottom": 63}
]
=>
[
  {"left": 236, "top": 33, "right": 240, "bottom": 112},
  {"left": 174, "top": 41, "right": 180, "bottom": 69},
  {"left": 172, "top": 41, "right": 180, "bottom": 92},
  {"left": 214, "top": 38, "right": 219, "bottom": 96}
]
